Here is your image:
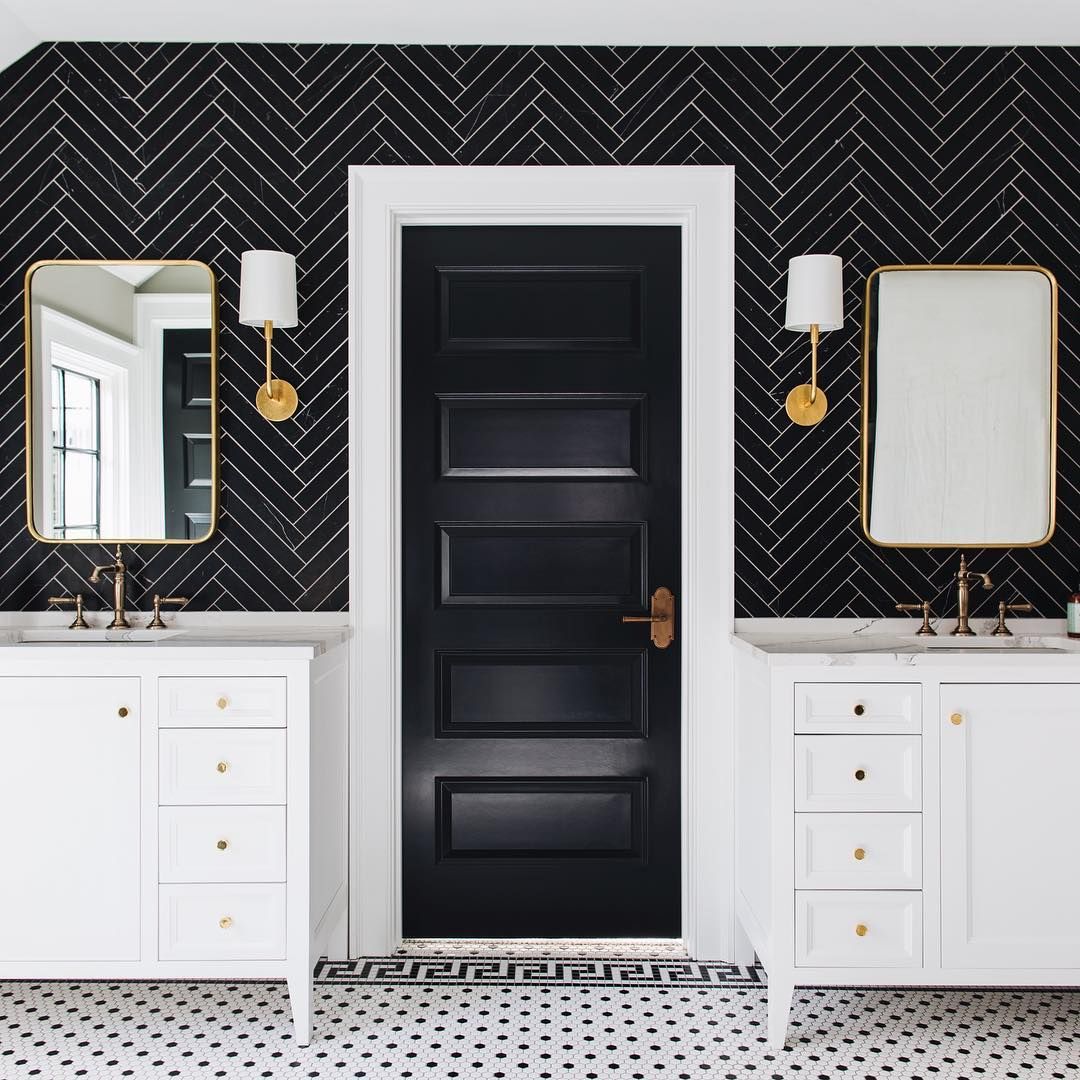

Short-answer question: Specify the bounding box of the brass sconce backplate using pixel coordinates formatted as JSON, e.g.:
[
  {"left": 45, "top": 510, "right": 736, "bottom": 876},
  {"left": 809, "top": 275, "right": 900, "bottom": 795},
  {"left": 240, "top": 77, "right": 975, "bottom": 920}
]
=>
[
  {"left": 256, "top": 378, "right": 298, "bottom": 422},
  {"left": 785, "top": 383, "right": 828, "bottom": 426}
]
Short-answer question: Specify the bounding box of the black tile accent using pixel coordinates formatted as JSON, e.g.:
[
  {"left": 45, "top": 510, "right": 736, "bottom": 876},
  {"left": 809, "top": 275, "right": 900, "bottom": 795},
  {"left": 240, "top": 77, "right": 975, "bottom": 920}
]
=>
[{"left": 1, "top": 44, "right": 1078, "bottom": 614}]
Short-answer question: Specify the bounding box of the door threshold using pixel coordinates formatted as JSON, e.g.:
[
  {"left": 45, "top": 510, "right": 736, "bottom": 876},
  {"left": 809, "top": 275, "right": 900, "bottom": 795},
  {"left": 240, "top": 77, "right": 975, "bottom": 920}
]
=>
[{"left": 397, "top": 938, "right": 688, "bottom": 958}]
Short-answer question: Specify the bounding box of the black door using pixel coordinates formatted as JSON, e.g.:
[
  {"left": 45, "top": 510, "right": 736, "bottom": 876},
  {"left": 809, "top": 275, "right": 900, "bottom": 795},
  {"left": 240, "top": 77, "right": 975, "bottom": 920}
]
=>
[
  {"left": 402, "top": 226, "right": 681, "bottom": 937},
  {"left": 161, "top": 327, "right": 213, "bottom": 539}
]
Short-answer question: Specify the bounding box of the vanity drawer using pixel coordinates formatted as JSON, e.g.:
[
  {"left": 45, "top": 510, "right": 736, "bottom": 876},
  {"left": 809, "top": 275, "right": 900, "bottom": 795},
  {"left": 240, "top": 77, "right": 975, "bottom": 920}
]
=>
[
  {"left": 796, "top": 890, "right": 922, "bottom": 968},
  {"left": 159, "top": 677, "right": 286, "bottom": 729},
  {"left": 159, "top": 729, "right": 286, "bottom": 805},
  {"left": 159, "top": 883, "right": 286, "bottom": 960},
  {"left": 159, "top": 805, "right": 286, "bottom": 883},
  {"left": 795, "top": 735, "right": 921, "bottom": 812},
  {"left": 796, "top": 683, "right": 921, "bottom": 734},
  {"left": 795, "top": 813, "right": 922, "bottom": 889}
]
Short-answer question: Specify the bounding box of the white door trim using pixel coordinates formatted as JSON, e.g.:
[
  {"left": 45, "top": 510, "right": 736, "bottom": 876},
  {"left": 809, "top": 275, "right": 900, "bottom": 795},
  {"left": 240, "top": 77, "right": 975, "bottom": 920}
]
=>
[{"left": 347, "top": 165, "right": 735, "bottom": 959}]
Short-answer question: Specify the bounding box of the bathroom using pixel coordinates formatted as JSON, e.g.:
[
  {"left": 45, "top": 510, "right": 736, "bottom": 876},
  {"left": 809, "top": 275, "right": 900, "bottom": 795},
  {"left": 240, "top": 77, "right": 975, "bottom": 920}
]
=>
[{"left": 0, "top": 1, "right": 1078, "bottom": 1076}]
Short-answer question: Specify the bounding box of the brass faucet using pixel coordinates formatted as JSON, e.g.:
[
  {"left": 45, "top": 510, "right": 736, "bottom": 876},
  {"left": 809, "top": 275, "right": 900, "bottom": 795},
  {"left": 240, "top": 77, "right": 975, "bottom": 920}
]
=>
[
  {"left": 950, "top": 554, "right": 993, "bottom": 637},
  {"left": 89, "top": 545, "right": 131, "bottom": 629}
]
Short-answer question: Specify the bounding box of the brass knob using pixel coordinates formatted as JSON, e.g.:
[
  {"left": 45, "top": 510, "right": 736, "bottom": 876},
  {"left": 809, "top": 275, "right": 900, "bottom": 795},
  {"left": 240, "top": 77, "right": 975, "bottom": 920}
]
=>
[
  {"left": 950, "top": 712, "right": 963, "bottom": 726},
  {"left": 118, "top": 707, "right": 129, "bottom": 718},
  {"left": 219, "top": 916, "right": 233, "bottom": 930},
  {"left": 216, "top": 839, "right": 229, "bottom": 851},
  {"left": 853, "top": 704, "right": 865, "bottom": 716},
  {"left": 853, "top": 847, "right": 866, "bottom": 861},
  {"left": 216, "top": 761, "right": 229, "bottom": 774},
  {"left": 854, "top": 768, "right": 867, "bottom": 781},
  {"left": 216, "top": 697, "right": 229, "bottom": 710},
  {"left": 855, "top": 923, "right": 868, "bottom": 937}
]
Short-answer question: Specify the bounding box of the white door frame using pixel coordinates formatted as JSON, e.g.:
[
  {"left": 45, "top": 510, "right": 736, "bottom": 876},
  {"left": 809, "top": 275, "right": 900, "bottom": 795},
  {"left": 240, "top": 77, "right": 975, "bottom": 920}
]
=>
[{"left": 347, "top": 165, "right": 735, "bottom": 959}]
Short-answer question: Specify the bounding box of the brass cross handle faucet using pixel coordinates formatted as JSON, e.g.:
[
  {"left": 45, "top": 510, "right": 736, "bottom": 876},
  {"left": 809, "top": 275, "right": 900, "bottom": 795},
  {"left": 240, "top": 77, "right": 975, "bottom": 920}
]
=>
[
  {"left": 991, "top": 600, "right": 1034, "bottom": 637},
  {"left": 89, "top": 545, "right": 130, "bottom": 630},
  {"left": 896, "top": 600, "right": 936, "bottom": 637},
  {"left": 950, "top": 554, "right": 992, "bottom": 637}
]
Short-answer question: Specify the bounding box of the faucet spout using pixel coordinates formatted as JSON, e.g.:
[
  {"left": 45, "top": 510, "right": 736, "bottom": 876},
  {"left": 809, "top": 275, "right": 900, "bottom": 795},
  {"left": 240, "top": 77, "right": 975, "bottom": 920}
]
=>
[
  {"left": 89, "top": 545, "right": 130, "bottom": 629},
  {"left": 950, "top": 554, "right": 992, "bottom": 637}
]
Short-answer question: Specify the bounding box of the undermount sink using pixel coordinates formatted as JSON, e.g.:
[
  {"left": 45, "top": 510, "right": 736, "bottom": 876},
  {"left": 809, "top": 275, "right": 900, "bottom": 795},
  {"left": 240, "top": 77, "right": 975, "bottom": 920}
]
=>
[
  {"left": 14, "top": 627, "right": 185, "bottom": 643},
  {"left": 920, "top": 635, "right": 1071, "bottom": 653}
]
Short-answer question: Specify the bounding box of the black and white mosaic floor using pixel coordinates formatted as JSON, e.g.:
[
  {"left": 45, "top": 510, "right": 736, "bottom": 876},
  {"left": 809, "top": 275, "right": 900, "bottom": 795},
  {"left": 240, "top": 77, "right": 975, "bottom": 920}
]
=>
[{"left": 2, "top": 959, "right": 1078, "bottom": 1079}]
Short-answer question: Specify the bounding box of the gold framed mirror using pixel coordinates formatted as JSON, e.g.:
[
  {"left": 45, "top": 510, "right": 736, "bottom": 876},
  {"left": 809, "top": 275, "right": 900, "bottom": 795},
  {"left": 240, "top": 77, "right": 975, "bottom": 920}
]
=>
[
  {"left": 861, "top": 264, "right": 1057, "bottom": 548},
  {"left": 24, "top": 259, "right": 219, "bottom": 545}
]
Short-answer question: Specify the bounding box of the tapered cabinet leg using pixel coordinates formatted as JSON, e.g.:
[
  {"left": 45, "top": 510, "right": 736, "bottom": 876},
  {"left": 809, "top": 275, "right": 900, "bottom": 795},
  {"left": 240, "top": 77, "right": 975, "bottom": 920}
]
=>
[
  {"left": 766, "top": 976, "right": 794, "bottom": 1049},
  {"left": 287, "top": 965, "right": 314, "bottom": 1046},
  {"left": 732, "top": 915, "right": 756, "bottom": 966}
]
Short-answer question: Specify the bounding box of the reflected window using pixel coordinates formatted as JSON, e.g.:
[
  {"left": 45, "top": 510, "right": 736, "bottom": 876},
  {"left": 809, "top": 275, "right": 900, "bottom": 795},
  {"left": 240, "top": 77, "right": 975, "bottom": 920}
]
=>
[{"left": 50, "top": 365, "right": 101, "bottom": 539}]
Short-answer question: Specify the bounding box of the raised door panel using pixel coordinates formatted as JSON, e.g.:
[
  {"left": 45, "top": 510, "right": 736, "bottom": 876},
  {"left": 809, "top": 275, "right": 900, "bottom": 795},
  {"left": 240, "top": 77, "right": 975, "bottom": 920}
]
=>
[
  {"left": 0, "top": 677, "right": 140, "bottom": 961},
  {"left": 941, "top": 684, "right": 1080, "bottom": 968}
]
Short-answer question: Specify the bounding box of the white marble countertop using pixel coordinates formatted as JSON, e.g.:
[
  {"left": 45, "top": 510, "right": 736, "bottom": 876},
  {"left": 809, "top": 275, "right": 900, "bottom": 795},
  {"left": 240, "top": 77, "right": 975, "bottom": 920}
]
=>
[
  {"left": 0, "top": 625, "right": 350, "bottom": 657},
  {"left": 732, "top": 618, "right": 1080, "bottom": 666}
]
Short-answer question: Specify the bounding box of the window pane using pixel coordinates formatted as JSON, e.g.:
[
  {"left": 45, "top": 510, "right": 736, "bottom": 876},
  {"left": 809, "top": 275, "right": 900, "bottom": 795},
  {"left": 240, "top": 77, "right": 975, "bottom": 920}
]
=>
[
  {"left": 50, "top": 449, "right": 63, "bottom": 531},
  {"left": 51, "top": 366, "right": 62, "bottom": 448},
  {"left": 61, "top": 527, "right": 99, "bottom": 540},
  {"left": 62, "top": 371, "right": 98, "bottom": 451},
  {"left": 62, "top": 451, "right": 98, "bottom": 530}
]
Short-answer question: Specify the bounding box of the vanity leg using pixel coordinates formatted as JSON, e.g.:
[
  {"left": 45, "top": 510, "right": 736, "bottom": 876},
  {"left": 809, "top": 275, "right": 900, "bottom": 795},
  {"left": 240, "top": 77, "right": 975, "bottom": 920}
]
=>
[
  {"left": 766, "top": 976, "right": 794, "bottom": 1050},
  {"left": 287, "top": 963, "right": 314, "bottom": 1046},
  {"left": 731, "top": 915, "right": 756, "bottom": 967}
]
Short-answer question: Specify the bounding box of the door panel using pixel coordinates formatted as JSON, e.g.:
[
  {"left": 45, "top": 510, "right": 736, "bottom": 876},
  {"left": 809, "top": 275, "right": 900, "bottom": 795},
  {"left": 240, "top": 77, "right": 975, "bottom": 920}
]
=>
[
  {"left": 941, "top": 684, "right": 1080, "bottom": 968},
  {"left": 440, "top": 393, "right": 645, "bottom": 479},
  {"left": 0, "top": 677, "right": 140, "bottom": 961},
  {"left": 162, "top": 327, "right": 213, "bottom": 539},
  {"left": 403, "top": 226, "right": 681, "bottom": 937}
]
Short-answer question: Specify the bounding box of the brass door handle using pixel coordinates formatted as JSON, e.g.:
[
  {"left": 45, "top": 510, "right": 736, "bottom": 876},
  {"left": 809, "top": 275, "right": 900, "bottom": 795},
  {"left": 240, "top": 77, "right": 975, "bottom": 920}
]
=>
[{"left": 621, "top": 587, "right": 675, "bottom": 649}]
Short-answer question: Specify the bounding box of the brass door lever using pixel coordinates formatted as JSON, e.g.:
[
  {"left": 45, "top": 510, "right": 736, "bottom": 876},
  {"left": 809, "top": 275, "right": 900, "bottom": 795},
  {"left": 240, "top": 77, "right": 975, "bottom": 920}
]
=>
[{"left": 621, "top": 586, "right": 675, "bottom": 649}]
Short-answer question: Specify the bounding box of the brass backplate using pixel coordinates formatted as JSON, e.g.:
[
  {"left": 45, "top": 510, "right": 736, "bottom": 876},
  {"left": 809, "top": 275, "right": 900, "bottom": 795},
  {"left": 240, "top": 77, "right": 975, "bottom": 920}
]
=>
[
  {"left": 621, "top": 586, "right": 676, "bottom": 649},
  {"left": 256, "top": 379, "right": 299, "bottom": 422},
  {"left": 785, "top": 383, "right": 828, "bottom": 426}
]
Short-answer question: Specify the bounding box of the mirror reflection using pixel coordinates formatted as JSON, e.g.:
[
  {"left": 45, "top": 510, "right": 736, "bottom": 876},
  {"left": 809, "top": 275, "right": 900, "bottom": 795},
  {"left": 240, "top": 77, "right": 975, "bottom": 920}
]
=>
[
  {"left": 25, "top": 261, "right": 217, "bottom": 543},
  {"left": 862, "top": 265, "right": 1056, "bottom": 548}
]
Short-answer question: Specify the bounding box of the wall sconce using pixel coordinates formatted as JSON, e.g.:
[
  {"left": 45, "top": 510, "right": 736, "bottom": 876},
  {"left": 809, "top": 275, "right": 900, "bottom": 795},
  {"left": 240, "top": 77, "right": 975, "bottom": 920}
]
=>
[
  {"left": 239, "top": 249, "right": 299, "bottom": 422},
  {"left": 784, "top": 254, "right": 844, "bottom": 427}
]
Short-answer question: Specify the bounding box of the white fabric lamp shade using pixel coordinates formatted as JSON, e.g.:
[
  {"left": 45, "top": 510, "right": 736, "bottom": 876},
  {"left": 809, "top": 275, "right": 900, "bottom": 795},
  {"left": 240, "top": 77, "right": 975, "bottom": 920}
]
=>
[
  {"left": 239, "top": 250, "right": 298, "bottom": 328},
  {"left": 784, "top": 254, "right": 844, "bottom": 332}
]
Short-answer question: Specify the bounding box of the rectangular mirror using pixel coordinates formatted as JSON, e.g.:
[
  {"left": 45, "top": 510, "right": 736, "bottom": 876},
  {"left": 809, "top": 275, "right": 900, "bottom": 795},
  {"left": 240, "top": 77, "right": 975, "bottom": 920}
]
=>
[
  {"left": 24, "top": 260, "right": 218, "bottom": 544},
  {"left": 862, "top": 264, "right": 1057, "bottom": 548}
]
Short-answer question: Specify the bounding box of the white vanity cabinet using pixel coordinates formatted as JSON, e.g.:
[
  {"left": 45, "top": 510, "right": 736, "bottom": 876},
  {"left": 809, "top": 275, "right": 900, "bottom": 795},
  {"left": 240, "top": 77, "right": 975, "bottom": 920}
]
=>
[
  {"left": 940, "top": 683, "right": 1080, "bottom": 969},
  {"left": 734, "top": 638, "right": 1080, "bottom": 1048},
  {"left": 0, "top": 677, "right": 141, "bottom": 962},
  {"left": 0, "top": 631, "right": 348, "bottom": 1046}
]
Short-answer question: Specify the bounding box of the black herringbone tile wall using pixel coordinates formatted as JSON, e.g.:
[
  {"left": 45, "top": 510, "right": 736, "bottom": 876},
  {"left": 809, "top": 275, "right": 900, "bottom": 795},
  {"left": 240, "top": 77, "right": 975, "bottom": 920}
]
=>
[{"left": 0, "top": 44, "right": 1077, "bottom": 615}]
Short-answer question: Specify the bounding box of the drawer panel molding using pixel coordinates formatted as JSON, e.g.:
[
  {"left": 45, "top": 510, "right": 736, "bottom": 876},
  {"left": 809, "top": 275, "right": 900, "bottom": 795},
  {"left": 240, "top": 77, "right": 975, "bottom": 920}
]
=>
[
  {"left": 159, "top": 677, "right": 286, "bottom": 729},
  {"left": 795, "top": 683, "right": 921, "bottom": 735},
  {"left": 796, "top": 890, "right": 923, "bottom": 968},
  {"left": 159, "top": 806, "right": 286, "bottom": 884},
  {"left": 159, "top": 883, "right": 286, "bottom": 961},
  {"left": 795, "top": 813, "right": 922, "bottom": 890},
  {"left": 795, "top": 735, "right": 922, "bottom": 812},
  {"left": 159, "top": 729, "right": 286, "bottom": 805}
]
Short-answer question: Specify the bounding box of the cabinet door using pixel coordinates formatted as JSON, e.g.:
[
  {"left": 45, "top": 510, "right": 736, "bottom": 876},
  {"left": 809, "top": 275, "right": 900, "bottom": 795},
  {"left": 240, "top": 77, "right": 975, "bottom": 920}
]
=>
[
  {"left": 0, "top": 677, "right": 140, "bottom": 961},
  {"left": 941, "top": 683, "right": 1080, "bottom": 968}
]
